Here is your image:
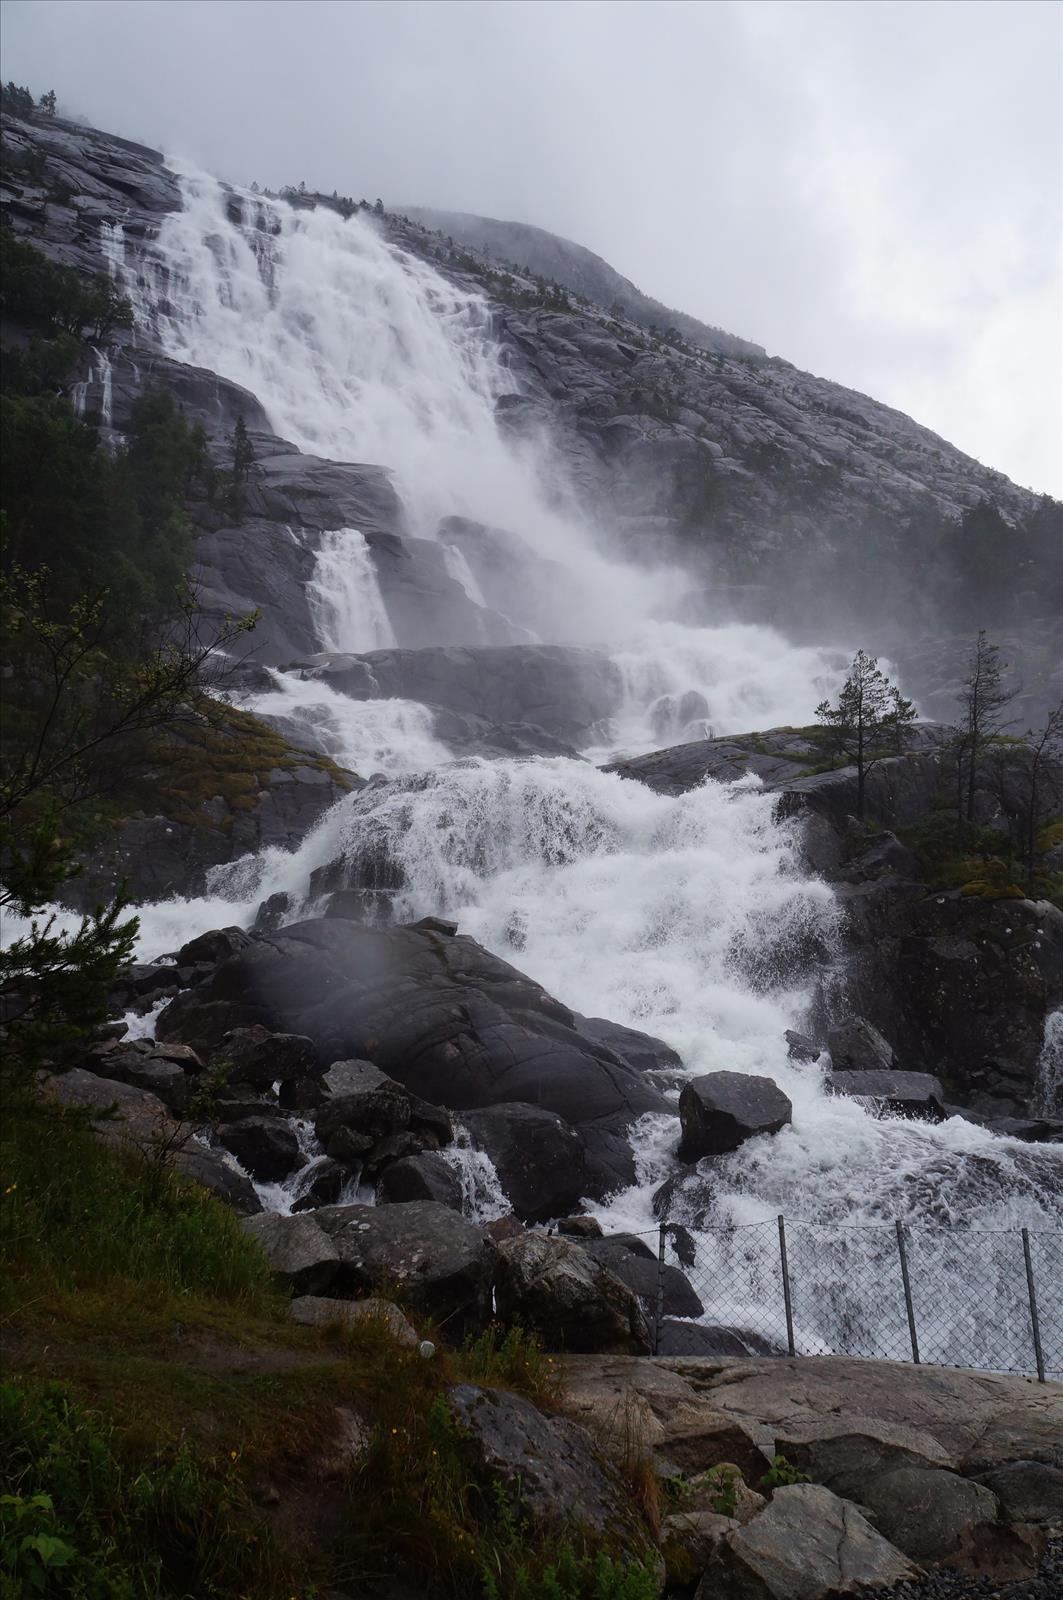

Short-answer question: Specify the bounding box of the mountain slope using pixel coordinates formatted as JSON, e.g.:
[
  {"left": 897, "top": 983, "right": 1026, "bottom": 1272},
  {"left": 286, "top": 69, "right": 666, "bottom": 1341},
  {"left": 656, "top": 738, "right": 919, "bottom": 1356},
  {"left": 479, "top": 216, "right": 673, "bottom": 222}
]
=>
[{"left": 403, "top": 203, "right": 766, "bottom": 359}]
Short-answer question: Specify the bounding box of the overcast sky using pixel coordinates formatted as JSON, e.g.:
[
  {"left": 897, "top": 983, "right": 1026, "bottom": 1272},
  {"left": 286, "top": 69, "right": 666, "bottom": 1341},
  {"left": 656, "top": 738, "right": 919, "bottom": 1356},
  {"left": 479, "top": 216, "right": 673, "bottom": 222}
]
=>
[{"left": 5, "top": 0, "right": 1061, "bottom": 496}]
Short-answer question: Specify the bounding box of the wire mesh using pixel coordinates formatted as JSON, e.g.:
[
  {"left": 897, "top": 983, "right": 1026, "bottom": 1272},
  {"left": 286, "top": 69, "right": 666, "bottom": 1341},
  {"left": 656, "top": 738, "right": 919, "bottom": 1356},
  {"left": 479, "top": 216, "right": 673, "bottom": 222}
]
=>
[{"left": 653, "top": 1216, "right": 1063, "bottom": 1381}]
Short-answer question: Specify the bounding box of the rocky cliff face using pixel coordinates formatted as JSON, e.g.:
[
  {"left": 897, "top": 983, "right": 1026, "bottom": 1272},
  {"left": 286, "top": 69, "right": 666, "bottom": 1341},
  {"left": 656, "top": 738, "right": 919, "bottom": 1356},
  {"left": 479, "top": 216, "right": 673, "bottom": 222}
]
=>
[{"left": 3, "top": 108, "right": 1055, "bottom": 675}]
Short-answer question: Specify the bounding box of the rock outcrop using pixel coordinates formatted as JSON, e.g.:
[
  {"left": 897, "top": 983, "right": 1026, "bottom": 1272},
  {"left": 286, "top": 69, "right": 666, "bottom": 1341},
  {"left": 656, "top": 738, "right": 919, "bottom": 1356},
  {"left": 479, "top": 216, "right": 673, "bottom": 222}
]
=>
[{"left": 156, "top": 917, "right": 669, "bottom": 1194}]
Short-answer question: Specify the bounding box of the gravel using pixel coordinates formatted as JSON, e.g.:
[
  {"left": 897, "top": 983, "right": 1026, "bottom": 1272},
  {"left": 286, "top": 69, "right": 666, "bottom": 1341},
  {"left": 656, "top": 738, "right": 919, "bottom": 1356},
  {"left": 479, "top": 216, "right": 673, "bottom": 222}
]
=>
[{"left": 860, "top": 1535, "right": 1063, "bottom": 1600}]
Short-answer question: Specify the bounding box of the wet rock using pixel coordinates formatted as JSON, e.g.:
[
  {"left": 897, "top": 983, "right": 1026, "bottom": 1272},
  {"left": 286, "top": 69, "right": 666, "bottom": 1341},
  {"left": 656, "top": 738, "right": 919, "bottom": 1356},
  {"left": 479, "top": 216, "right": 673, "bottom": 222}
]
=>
[
  {"left": 377, "top": 1152, "right": 464, "bottom": 1210},
  {"left": 155, "top": 919, "right": 667, "bottom": 1181},
  {"left": 311, "top": 1201, "right": 496, "bottom": 1338},
  {"left": 174, "top": 1146, "right": 263, "bottom": 1215},
  {"left": 701, "top": 1482, "right": 917, "bottom": 1598},
  {"left": 582, "top": 1236, "right": 703, "bottom": 1319},
  {"left": 81, "top": 1043, "right": 193, "bottom": 1113},
  {"left": 827, "top": 1017, "right": 896, "bottom": 1074},
  {"left": 557, "top": 1216, "right": 604, "bottom": 1239},
  {"left": 656, "top": 1321, "right": 783, "bottom": 1357},
  {"left": 462, "top": 1103, "right": 589, "bottom": 1223},
  {"left": 678, "top": 1071, "right": 792, "bottom": 1161},
  {"left": 290, "top": 1158, "right": 350, "bottom": 1211},
  {"left": 784, "top": 1029, "right": 820, "bottom": 1063},
  {"left": 359, "top": 1130, "right": 439, "bottom": 1179},
  {"left": 447, "top": 1384, "right": 639, "bottom": 1544},
  {"left": 242, "top": 1212, "right": 339, "bottom": 1294},
  {"left": 216, "top": 1116, "right": 303, "bottom": 1182},
  {"left": 176, "top": 927, "right": 253, "bottom": 968},
  {"left": 212, "top": 1025, "right": 317, "bottom": 1088},
  {"left": 827, "top": 1068, "right": 946, "bottom": 1121},
  {"left": 494, "top": 1233, "right": 651, "bottom": 1355},
  {"left": 313, "top": 1060, "right": 411, "bottom": 1146},
  {"left": 572, "top": 1014, "right": 683, "bottom": 1075},
  {"left": 289, "top": 1295, "right": 418, "bottom": 1347}
]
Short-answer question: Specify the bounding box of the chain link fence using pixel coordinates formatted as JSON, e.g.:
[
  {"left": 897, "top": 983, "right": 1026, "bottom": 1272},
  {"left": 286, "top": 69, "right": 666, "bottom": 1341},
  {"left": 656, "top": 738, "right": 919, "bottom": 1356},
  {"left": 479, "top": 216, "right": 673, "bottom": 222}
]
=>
[{"left": 645, "top": 1216, "right": 1062, "bottom": 1382}]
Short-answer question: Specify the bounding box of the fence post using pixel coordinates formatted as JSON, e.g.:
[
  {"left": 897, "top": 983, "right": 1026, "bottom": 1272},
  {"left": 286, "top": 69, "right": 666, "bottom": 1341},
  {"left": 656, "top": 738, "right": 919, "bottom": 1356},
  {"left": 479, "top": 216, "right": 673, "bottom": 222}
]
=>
[
  {"left": 1021, "top": 1228, "right": 1046, "bottom": 1384},
  {"left": 777, "top": 1215, "right": 796, "bottom": 1356},
  {"left": 655, "top": 1224, "right": 667, "bottom": 1356},
  {"left": 895, "top": 1220, "right": 920, "bottom": 1364}
]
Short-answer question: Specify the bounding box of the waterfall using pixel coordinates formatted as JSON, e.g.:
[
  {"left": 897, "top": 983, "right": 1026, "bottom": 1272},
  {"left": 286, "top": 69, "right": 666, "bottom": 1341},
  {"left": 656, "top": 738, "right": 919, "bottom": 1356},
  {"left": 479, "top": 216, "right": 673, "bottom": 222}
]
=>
[
  {"left": 26, "top": 159, "right": 1054, "bottom": 1373},
  {"left": 306, "top": 527, "right": 396, "bottom": 654}
]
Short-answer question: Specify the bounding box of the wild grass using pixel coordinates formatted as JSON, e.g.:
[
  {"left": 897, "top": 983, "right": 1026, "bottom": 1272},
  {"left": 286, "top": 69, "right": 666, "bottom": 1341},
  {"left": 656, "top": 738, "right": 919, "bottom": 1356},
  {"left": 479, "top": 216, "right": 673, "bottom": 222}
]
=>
[
  {"left": 1, "top": 1105, "right": 659, "bottom": 1598},
  {"left": 0, "top": 1094, "right": 278, "bottom": 1315}
]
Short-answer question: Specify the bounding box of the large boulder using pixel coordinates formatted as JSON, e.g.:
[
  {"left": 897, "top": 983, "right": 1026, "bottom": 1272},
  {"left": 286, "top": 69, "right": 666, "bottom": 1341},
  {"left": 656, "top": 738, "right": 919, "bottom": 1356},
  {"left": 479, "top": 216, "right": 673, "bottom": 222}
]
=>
[
  {"left": 216, "top": 1116, "right": 303, "bottom": 1183},
  {"left": 678, "top": 1071, "right": 792, "bottom": 1161},
  {"left": 827, "top": 1068, "right": 946, "bottom": 1120},
  {"left": 447, "top": 1384, "right": 641, "bottom": 1547},
  {"left": 377, "top": 1151, "right": 464, "bottom": 1211},
  {"left": 858, "top": 1466, "right": 1041, "bottom": 1577},
  {"left": 173, "top": 1146, "right": 263, "bottom": 1215},
  {"left": 210, "top": 1025, "right": 317, "bottom": 1088},
  {"left": 313, "top": 1060, "right": 411, "bottom": 1150},
  {"left": 156, "top": 918, "right": 668, "bottom": 1188},
  {"left": 310, "top": 1201, "right": 496, "bottom": 1338},
  {"left": 242, "top": 1212, "right": 339, "bottom": 1294},
  {"left": 461, "top": 1103, "right": 589, "bottom": 1223},
  {"left": 582, "top": 1236, "right": 703, "bottom": 1319},
  {"left": 700, "top": 1482, "right": 917, "bottom": 1598},
  {"left": 975, "top": 1460, "right": 1063, "bottom": 1524},
  {"left": 495, "top": 1233, "right": 651, "bottom": 1355}
]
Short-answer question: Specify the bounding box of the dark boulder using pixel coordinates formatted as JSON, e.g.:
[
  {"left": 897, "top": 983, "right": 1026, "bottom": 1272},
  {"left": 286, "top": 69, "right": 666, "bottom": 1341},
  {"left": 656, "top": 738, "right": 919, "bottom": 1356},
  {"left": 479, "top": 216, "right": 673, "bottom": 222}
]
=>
[
  {"left": 462, "top": 1103, "right": 590, "bottom": 1223},
  {"left": 557, "top": 1216, "right": 603, "bottom": 1239},
  {"left": 448, "top": 1384, "right": 641, "bottom": 1547},
  {"left": 311, "top": 1201, "right": 496, "bottom": 1338},
  {"left": 828, "top": 1069, "right": 947, "bottom": 1121},
  {"left": 494, "top": 1232, "right": 651, "bottom": 1354},
  {"left": 216, "top": 1116, "right": 303, "bottom": 1183},
  {"left": 156, "top": 919, "right": 667, "bottom": 1180},
  {"left": 785, "top": 1029, "right": 820, "bottom": 1063},
  {"left": 211, "top": 1025, "right": 317, "bottom": 1088},
  {"left": 242, "top": 1212, "right": 339, "bottom": 1294},
  {"left": 678, "top": 1071, "right": 792, "bottom": 1161},
  {"left": 313, "top": 1060, "right": 411, "bottom": 1149},
  {"left": 858, "top": 1467, "right": 1042, "bottom": 1578},
  {"left": 291, "top": 1158, "right": 351, "bottom": 1211},
  {"left": 655, "top": 1320, "right": 783, "bottom": 1357},
  {"left": 583, "top": 1236, "right": 703, "bottom": 1319},
  {"left": 974, "top": 1460, "right": 1063, "bottom": 1523},
  {"left": 176, "top": 927, "right": 253, "bottom": 968},
  {"left": 571, "top": 1014, "right": 682, "bottom": 1075},
  {"left": 174, "top": 1147, "right": 263, "bottom": 1215},
  {"left": 377, "top": 1151, "right": 464, "bottom": 1210},
  {"left": 826, "top": 1017, "right": 896, "bottom": 1074}
]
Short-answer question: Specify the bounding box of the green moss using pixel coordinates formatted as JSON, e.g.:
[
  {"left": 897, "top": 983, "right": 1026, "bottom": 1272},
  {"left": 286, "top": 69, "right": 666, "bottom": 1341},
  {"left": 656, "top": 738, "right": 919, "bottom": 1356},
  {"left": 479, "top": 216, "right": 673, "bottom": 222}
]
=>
[{"left": 103, "top": 699, "right": 354, "bottom": 835}]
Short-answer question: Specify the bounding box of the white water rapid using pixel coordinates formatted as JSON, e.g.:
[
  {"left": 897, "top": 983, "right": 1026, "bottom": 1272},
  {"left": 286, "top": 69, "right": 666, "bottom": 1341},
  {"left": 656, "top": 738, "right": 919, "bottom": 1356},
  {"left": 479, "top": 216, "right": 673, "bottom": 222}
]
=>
[{"left": 19, "top": 166, "right": 1058, "bottom": 1373}]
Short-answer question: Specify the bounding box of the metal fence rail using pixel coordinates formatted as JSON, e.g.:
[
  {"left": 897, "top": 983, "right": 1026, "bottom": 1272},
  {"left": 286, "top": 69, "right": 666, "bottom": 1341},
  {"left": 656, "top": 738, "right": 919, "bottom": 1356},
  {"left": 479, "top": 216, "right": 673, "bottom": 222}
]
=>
[{"left": 651, "top": 1216, "right": 1063, "bottom": 1382}]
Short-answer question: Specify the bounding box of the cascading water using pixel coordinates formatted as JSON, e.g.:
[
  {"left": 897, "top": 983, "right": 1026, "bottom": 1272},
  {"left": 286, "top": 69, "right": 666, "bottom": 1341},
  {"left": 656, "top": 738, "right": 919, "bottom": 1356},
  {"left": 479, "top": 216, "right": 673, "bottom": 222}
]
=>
[
  {"left": 34, "top": 162, "right": 1058, "bottom": 1369},
  {"left": 306, "top": 527, "right": 396, "bottom": 654}
]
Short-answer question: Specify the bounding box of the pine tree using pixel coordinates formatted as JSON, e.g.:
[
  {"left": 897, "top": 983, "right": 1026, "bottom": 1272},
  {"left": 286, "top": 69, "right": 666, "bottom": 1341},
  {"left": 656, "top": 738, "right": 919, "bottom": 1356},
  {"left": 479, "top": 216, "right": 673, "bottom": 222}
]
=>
[
  {"left": 954, "top": 632, "right": 1019, "bottom": 823},
  {"left": 815, "top": 651, "right": 917, "bottom": 820},
  {"left": 38, "top": 89, "right": 57, "bottom": 116}
]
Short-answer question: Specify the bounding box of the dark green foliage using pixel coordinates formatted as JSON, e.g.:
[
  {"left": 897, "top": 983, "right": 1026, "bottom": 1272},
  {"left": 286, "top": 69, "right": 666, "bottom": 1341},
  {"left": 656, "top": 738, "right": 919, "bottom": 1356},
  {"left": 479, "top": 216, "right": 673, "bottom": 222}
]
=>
[
  {"left": 0, "top": 234, "right": 133, "bottom": 344},
  {"left": 1, "top": 1382, "right": 290, "bottom": 1599},
  {"left": 815, "top": 651, "right": 917, "bottom": 818},
  {"left": 1, "top": 82, "right": 34, "bottom": 117}
]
